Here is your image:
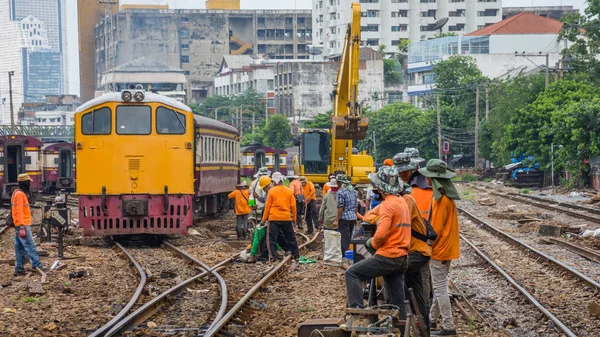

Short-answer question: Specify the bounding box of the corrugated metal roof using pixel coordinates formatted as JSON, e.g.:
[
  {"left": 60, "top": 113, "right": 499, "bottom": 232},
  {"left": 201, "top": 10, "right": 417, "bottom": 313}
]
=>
[{"left": 467, "top": 12, "right": 563, "bottom": 36}]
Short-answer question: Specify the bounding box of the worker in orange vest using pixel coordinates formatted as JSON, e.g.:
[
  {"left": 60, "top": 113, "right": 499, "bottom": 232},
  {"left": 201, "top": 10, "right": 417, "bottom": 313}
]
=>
[
  {"left": 299, "top": 176, "right": 318, "bottom": 234},
  {"left": 228, "top": 182, "right": 252, "bottom": 240},
  {"left": 404, "top": 148, "right": 433, "bottom": 221},
  {"left": 287, "top": 175, "right": 304, "bottom": 229},
  {"left": 12, "top": 173, "right": 44, "bottom": 276}
]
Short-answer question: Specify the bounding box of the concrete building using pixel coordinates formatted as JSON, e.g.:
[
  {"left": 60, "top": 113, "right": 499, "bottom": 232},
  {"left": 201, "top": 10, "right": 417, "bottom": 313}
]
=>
[
  {"left": 94, "top": 8, "right": 312, "bottom": 103},
  {"left": 100, "top": 57, "right": 188, "bottom": 102},
  {"left": 503, "top": 6, "right": 578, "bottom": 21},
  {"left": 313, "top": 0, "right": 503, "bottom": 57},
  {"left": 19, "top": 95, "right": 79, "bottom": 126},
  {"left": 214, "top": 55, "right": 276, "bottom": 114},
  {"left": 274, "top": 47, "right": 384, "bottom": 119},
  {"left": 407, "top": 12, "right": 566, "bottom": 102}
]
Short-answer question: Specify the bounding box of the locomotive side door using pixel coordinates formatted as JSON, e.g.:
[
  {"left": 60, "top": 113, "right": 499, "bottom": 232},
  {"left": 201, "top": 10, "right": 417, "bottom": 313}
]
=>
[
  {"left": 254, "top": 149, "right": 265, "bottom": 172},
  {"left": 5, "top": 144, "right": 25, "bottom": 184},
  {"left": 59, "top": 149, "right": 73, "bottom": 178}
]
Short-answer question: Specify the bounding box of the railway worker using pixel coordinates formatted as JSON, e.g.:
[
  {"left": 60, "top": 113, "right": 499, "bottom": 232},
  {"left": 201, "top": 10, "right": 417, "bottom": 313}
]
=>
[
  {"left": 405, "top": 148, "right": 433, "bottom": 221},
  {"left": 333, "top": 174, "right": 357, "bottom": 254},
  {"left": 418, "top": 159, "right": 460, "bottom": 336},
  {"left": 287, "top": 175, "right": 304, "bottom": 229},
  {"left": 319, "top": 178, "right": 342, "bottom": 263},
  {"left": 322, "top": 173, "right": 336, "bottom": 196},
  {"left": 249, "top": 167, "right": 271, "bottom": 215},
  {"left": 261, "top": 172, "right": 300, "bottom": 261},
  {"left": 299, "top": 176, "right": 318, "bottom": 234},
  {"left": 12, "top": 173, "right": 44, "bottom": 276},
  {"left": 228, "top": 182, "right": 252, "bottom": 240},
  {"left": 395, "top": 152, "right": 433, "bottom": 331},
  {"left": 344, "top": 166, "right": 410, "bottom": 318}
]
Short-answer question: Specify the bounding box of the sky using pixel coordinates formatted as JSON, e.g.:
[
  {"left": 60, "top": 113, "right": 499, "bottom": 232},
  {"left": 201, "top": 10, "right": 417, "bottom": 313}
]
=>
[{"left": 66, "top": 0, "right": 589, "bottom": 96}]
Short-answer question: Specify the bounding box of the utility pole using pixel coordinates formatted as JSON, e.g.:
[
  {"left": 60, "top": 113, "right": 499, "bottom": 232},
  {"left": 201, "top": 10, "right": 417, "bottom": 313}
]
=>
[
  {"left": 515, "top": 53, "right": 550, "bottom": 88},
  {"left": 485, "top": 86, "right": 489, "bottom": 121},
  {"left": 8, "top": 71, "right": 15, "bottom": 133},
  {"left": 437, "top": 94, "right": 441, "bottom": 160},
  {"left": 238, "top": 107, "right": 243, "bottom": 139},
  {"left": 560, "top": 57, "right": 565, "bottom": 80},
  {"left": 475, "top": 86, "right": 480, "bottom": 169},
  {"left": 554, "top": 61, "right": 560, "bottom": 81},
  {"left": 252, "top": 110, "right": 255, "bottom": 130}
]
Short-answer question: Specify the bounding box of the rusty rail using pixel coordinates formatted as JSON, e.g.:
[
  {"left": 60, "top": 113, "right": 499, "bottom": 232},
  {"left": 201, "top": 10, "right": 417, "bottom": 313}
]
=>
[
  {"left": 460, "top": 234, "right": 577, "bottom": 337},
  {"left": 447, "top": 279, "right": 488, "bottom": 327},
  {"left": 546, "top": 237, "right": 600, "bottom": 264},
  {"left": 203, "top": 230, "right": 321, "bottom": 337},
  {"left": 458, "top": 208, "right": 600, "bottom": 292},
  {"left": 469, "top": 185, "right": 600, "bottom": 225},
  {"left": 100, "top": 245, "right": 233, "bottom": 337},
  {"left": 88, "top": 242, "right": 147, "bottom": 337}
]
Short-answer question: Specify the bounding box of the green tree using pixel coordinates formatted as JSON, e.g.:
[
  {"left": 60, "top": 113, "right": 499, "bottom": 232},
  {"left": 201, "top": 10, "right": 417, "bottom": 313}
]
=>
[
  {"left": 559, "top": 2, "right": 600, "bottom": 79},
  {"left": 357, "top": 103, "right": 436, "bottom": 163},
  {"left": 263, "top": 114, "right": 291, "bottom": 149},
  {"left": 384, "top": 59, "right": 403, "bottom": 86},
  {"left": 432, "top": 56, "right": 485, "bottom": 94},
  {"left": 304, "top": 110, "right": 332, "bottom": 129},
  {"left": 377, "top": 44, "right": 387, "bottom": 55}
]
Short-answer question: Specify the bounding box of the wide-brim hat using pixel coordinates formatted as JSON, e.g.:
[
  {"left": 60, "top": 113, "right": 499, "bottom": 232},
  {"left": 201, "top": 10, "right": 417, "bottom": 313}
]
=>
[
  {"left": 418, "top": 159, "right": 456, "bottom": 179},
  {"left": 335, "top": 174, "right": 350, "bottom": 184},
  {"left": 271, "top": 172, "right": 285, "bottom": 184},
  {"left": 237, "top": 181, "right": 248, "bottom": 187},
  {"left": 17, "top": 173, "right": 33, "bottom": 182},
  {"left": 393, "top": 152, "right": 417, "bottom": 173},
  {"left": 299, "top": 176, "right": 308, "bottom": 183},
  {"left": 368, "top": 166, "right": 403, "bottom": 194},
  {"left": 404, "top": 147, "right": 425, "bottom": 163},
  {"left": 327, "top": 178, "right": 338, "bottom": 187}
]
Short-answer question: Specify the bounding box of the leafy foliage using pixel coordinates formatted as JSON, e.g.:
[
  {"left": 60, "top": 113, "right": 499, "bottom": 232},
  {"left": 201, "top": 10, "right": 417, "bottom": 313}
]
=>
[
  {"left": 303, "top": 110, "right": 332, "bottom": 129},
  {"left": 262, "top": 114, "right": 292, "bottom": 149},
  {"left": 384, "top": 59, "right": 403, "bottom": 86},
  {"left": 559, "top": 1, "right": 600, "bottom": 79}
]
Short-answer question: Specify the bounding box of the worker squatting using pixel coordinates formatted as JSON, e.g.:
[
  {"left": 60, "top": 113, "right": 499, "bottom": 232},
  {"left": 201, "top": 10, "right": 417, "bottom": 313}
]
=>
[{"left": 228, "top": 148, "right": 460, "bottom": 336}]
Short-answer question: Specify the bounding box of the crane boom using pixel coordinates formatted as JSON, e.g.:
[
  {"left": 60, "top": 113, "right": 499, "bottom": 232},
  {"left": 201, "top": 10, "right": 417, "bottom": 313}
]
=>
[{"left": 331, "top": 2, "right": 368, "bottom": 140}]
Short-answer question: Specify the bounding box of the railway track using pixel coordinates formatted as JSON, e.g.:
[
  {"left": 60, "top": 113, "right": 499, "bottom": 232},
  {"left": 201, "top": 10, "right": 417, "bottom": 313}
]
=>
[
  {"left": 90, "top": 230, "right": 316, "bottom": 337},
  {"left": 459, "top": 207, "right": 600, "bottom": 336},
  {"left": 468, "top": 184, "right": 600, "bottom": 225}
]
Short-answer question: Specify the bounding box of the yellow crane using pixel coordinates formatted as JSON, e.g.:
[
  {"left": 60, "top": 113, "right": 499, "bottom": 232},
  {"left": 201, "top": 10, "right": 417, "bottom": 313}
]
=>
[{"left": 293, "top": 2, "right": 374, "bottom": 185}]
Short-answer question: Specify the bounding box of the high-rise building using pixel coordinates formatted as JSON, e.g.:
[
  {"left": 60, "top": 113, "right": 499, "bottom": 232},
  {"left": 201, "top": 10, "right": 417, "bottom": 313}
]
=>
[
  {"left": 9, "top": 0, "right": 69, "bottom": 94},
  {"left": 313, "top": 0, "right": 503, "bottom": 56}
]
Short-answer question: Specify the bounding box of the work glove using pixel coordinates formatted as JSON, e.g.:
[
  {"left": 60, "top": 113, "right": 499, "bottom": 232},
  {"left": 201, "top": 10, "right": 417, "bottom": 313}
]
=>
[
  {"left": 19, "top": 228, "right": 26, "bottom": 238},
  {"left": 366, "top": 238, "right": 373, "bottom": 249}
]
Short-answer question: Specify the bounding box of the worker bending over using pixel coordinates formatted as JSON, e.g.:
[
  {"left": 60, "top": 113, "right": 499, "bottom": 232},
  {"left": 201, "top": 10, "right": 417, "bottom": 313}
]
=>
[
  {"left": 395, "top": 152, "right": 433, "bottom": 331},
  {"left": 418, "top": 159, "right": 460, "bottom": 336},
  {"left": 262, "top": 172, "right": 300, "bottom": 261},
  {"left": 228, "top": 181, "right": 251, "bottom": 240},
  {"left": 319, "top": 178, "right": 342, "bottom": 263},
  {"left": 299, "top": 176, "right": 318, "bottom": 234},
  {"left": 344, "top": 166, "right": 411, "bottom": 318}
]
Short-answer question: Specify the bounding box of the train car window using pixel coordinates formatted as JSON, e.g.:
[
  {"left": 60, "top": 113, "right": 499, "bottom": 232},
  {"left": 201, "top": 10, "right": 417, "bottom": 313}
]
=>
[
  {"left": 81, "top": 107, "right": 111, "bottom": 135},
  {"left": 116, "top": 106, "right": 151, "bottom": 135},
  {"left": 156, "top": 107, "right": 186, "bottom": 134}
]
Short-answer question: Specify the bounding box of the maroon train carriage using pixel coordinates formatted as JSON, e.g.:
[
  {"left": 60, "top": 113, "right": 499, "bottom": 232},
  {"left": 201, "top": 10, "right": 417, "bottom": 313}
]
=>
[
  {"left": 0, "top": 135, "right": 43, "bottom": 202},
  {"left": 240, "top": 145, "right": 288, "bottom": 178},
  {"left": 41, "top": 142, "right": 76, "bottom": 194},
  {"left": 194, "top": 115, "right": 240, "bottom": 217}
]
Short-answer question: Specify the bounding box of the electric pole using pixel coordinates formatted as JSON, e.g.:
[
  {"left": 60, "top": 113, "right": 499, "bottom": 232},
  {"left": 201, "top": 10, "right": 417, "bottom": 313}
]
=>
[
  {"left": 515, "top": 53, "right": 550, "bottom": 88},
  {"left": 485, "top": 86, "right": 489, "bottom": 121},
  {"left": 252, "top": 110, "right": 255, "bottom": 130},
  {"left": 437, "top": 94, "right": 441, "bottom": 160},
  {"left": 8, "top": 71, "right": 15, "bottom": 133},
  {"left": 475, "top": 86, "right": 480, "bottom": 169}
]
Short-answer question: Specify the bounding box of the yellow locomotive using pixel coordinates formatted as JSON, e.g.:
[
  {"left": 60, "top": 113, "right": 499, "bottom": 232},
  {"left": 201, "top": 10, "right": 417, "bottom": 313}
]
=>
[{"left": 75, "top": 88, "right": 239, "bottom": 236}]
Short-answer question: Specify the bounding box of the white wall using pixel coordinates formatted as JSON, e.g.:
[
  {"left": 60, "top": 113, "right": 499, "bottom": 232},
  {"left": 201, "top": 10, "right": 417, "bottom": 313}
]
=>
[{"left": 489, "top": 34, "right": 564, "bottom": 54}]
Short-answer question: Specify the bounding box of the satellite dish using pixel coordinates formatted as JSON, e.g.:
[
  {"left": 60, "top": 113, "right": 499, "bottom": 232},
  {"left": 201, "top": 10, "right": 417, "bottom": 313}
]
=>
[
  {"left": 429, "top": 17, "right": 449, "bottom": 31},
  {"left": 308, "top": 47, "right": 323, "bottom": 55}
]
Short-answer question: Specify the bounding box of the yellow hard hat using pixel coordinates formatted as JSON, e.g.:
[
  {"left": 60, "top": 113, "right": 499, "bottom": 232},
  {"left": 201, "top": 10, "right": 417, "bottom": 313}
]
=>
[
  {"left": 258, "top": 176, "right": 272, "bottom": 190},
  {"left": 17, "top": 173, "right": 33, "bottom": 182}
]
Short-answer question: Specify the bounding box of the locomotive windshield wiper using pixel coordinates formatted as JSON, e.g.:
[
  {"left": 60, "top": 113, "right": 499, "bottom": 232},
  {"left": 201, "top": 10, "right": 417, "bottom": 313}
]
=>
[{"left": 174, "top": 110, "right": 185, "bottom": 131}]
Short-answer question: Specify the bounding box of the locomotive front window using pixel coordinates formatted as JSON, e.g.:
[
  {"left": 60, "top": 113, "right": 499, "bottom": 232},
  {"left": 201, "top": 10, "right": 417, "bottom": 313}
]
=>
[
  {"left": 116, "top": 106, "right": 151, "bottom": 135},
  {"left": 156, "top": 107, "right": 186, "bottom": 134},
  {"left": 81, "top": 107, "right": 111, "bottom": 135}
]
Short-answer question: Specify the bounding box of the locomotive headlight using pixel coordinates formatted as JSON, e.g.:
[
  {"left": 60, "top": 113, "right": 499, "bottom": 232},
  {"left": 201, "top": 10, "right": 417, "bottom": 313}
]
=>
[
  {"left": 134, "top": 91, "right": 145, "bottom": 102},
  {"left": 122, "top": 91, "right": 132, "bottom": 102}
]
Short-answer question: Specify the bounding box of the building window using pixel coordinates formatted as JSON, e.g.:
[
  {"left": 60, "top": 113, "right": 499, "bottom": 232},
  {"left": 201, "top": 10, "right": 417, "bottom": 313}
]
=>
[
  {"left": 359, "top": 0, "right": 378, "bottom": 3},
  {"left": 478, "top": 0, "right": 497, "bottom": 2},
  {"left": 420, "top": 10, "right": 436, "bottom": 17},
  {"left": 392, "top": 11, "right": 408, "bottom": 18},
  {"left": 181, "top": 43, "right": 189, "bottom": 49},
  {"left": 449, "top": 10, "right": 466, "bottom": 17},
  {"left": 180, "top": 17, "right": 188, "bottom": 22},
  {"left": 362, "top": 25, "right": 379, "bottom": 32},
  {"left": 420, "top": 0, "right": 436, "bottom": 3},
  {"left": 366, "top": 39, "right": 379, "bottom": 46},
  {"left": 183, "top": 70, "right": 190, "bottom": 75},
  {"left": 478, "top": 9, "right": 499, "bottom": 16},
  {"left": 181, "top": 55, "right": 189, "bottom": 63},
  {"left": 420, "top": 25, "right": 431, "bottom": 32},
  {"left": 450, "top": 0, "right": 465, "bottom": 2},
  {"left": 179, "top": 28, "right": 189, "bottom": 38},
  {"left": 391, "top": 0, "right": 408, "bottom": 3},
  {"left": 392, "top": 25, "right": 407, "bottom": 32}
]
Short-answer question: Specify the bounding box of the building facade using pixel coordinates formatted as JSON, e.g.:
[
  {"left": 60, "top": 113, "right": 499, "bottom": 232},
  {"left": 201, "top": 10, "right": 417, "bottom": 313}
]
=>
[
  {"left": 407, "top": 12, "right": 566, "bottom": 102},
  {"left": 313, "top": 0, "right": 503, "bottom": 57},
  {"left": 503, "top": 6, "right": 578, "bottom": 21},
  {"left": 94, "top": 8, "right": 313, "bottom": 103}
]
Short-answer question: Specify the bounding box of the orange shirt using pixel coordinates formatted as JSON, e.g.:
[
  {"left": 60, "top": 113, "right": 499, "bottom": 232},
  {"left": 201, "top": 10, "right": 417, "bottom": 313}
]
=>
[
  {"left": 402, "top": 194, "right": 432, "bottom": 257},
  {"left": 302, "top": 181, "right": 316, "bottom": 202},
  {"left": 411, "top": 187, "right": 434, "bottom": 221},
  {"left": 228, "top": 189, "right": 251, "bottom": 215},
  {"left": 322, "top": 183, "right": 331, "bottom": 196},
  {"left": 262, "top": 185, "right": 297, "bottom": 222},
  {"left": 430, "top": 195, "right": 460, "bottom": 261},
  {"left": 289, "top": 180, "right": 303, "bottom": 196},
  {"left": 363, "top": 205, "right": 380, "bottom": 224},
  {"left": 11, "top": 190, "right": 32, "bottom": 226},
  {"left": 371, "top": 195, "right": 411, "bottom": 258}
]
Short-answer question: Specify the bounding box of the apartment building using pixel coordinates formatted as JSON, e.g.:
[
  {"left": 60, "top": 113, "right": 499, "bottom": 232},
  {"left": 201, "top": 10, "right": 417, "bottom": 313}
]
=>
[{"left": 313, "top": 0, "right": 503, "bottom": 56}]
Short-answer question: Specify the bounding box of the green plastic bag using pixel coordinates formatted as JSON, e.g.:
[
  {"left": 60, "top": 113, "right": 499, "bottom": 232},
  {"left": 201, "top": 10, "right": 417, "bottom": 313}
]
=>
[{"left": 298, "top": 256, "right": 317, "bottom": 264}]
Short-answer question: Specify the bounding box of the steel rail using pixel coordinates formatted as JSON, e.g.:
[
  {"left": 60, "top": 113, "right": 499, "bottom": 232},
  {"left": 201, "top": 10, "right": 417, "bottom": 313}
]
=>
[
  {"left": 546, "top": 237, "right": 600, "bottom": 264},
  {"left": 89, "top": 242, "right": 147, "bottom": 337},
  {"left": 104, "top": 255, "right": 233, "bottom": 337},
  {"left": 469, "top": 185, "right": 600, "bottom": 225},
  {"left": 447, "top": 279, "right": 488, "bottom": 327},
  {"left": 509, "top": 192, "right": 600, "bottom": 216},
  {"left": 458, "top": 208, "right": 600, "bottom": 292},
  {"left": 460, "top": 234, "right": 577, "bottom": 337},
  {"left": 203, "top": 230, "right": 321, "bottom": 337},
  {"left": 163, "top": 242, "right": 230, "bottom": 331}
]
